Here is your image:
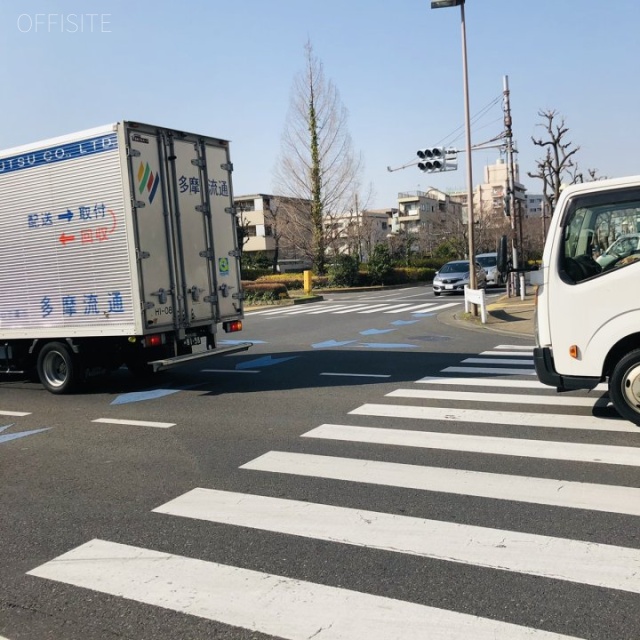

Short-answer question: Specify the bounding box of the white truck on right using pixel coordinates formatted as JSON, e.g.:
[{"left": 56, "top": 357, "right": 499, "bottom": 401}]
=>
[{"left": 533, "top": 175, "right": 640, "bottom": 426}]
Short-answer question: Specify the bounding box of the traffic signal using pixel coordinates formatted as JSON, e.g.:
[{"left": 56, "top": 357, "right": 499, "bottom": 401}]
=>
[
  {"left": 417, "top": 147, "right": 444, "bottom": 172},
  {"left": 416, "top": 147, "right": 458, "bottom": 173}
]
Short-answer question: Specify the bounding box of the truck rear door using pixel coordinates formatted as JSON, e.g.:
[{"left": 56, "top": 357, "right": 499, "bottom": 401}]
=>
[{"left": 125, "top": 123, "right": 242, "bottom": 332}]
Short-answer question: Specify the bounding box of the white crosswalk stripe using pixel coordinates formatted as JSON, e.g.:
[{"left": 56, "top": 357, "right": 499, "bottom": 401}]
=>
[
  {"left": 27, "top": 341, "right": 639, "bottom": 639},
  {"left": 27, "top": 539, "right": 579, "bottom": 640},
  {"left": 349, "top": 403, "right": 635, "bottom": 432},
  {"left": 387, "top": 388, "right": 609, "bottom": 407},
  {"left": 241, "top": 451, "right": 640, "bottom": 516},
  {"left": 248, "top": 301, "right": 463, "bottom": 316}
]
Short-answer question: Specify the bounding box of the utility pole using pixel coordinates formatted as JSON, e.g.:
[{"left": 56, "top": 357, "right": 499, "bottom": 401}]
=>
[{"left": 503, "top": 75, "right": 525, "bottom": 298}]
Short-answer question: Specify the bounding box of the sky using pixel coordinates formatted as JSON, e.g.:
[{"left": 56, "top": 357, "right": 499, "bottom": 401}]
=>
[{"left": 1, "top": 0, "right": 639, "bottom": 210}]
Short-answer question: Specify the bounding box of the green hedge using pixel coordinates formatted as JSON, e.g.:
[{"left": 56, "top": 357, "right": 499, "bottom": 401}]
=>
[
  {"left": 241, "top": 281, "right": 289, "bottom": 305},
  {"left": 240, "top": 267, "right": 437, "bottom": 303},
  {"left": 254, "top": 273, "right": 330, "bottom": 290}
]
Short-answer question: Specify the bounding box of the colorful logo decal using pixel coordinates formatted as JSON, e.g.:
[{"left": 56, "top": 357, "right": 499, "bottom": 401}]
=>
[
  {"left": 137, "top": 161, "right": 160, "bottom": 203},
  {"left": 218, "top": 257, "right": 230, "bottom": 276}
]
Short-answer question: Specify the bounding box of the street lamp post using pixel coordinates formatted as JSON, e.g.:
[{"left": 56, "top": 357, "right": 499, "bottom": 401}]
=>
[{"left": 431, "top": 0, "right": 477, "bottom": 310}]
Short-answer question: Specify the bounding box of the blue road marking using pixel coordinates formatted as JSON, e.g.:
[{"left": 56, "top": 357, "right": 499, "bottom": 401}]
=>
[
  {"left": 391, "top": 320, "right": 419, "bottom": 325},
  {"left": 111, "top": 389, "right": 181, "bottom": 405},
  {"left": 219, "top": 339, "right": 266, "bottom": 345},
  {"left": 0, "top": 426, "right": 51, "bottom": 444},
  {"left": 311, "top": 340, "right": 357, "bottom": 349},
  {"left": 236, "top": 355, "right": 297, "bottom": 370},
  {"left": 360, "top": 328, "right": 396, "bottom": 336}
]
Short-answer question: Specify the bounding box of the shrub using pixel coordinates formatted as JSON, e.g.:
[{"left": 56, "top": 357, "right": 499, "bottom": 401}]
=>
[
  {"left": 366, "top": 244, "right": 393, "bottom": 285},
  {"left": 242, "top": 281, "right": 289, "bottom": 305},
  {"left": 328, "top": 255, "right": 360, "bottom": 287}
]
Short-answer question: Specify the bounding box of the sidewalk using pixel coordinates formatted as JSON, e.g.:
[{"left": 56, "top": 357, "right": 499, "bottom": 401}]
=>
[{"left": 449, "top": 291, "right": 535, "bottom": 338}]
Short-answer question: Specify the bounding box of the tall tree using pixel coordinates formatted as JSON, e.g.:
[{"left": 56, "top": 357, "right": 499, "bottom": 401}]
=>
[
  {"left": 527, "top": 109, "right": 580, "bottom": 214},
  {"left": 274, "top": 41, "right": 363, "bottom": 274}
]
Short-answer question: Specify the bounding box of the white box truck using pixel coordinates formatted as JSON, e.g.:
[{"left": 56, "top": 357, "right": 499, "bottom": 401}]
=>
[
  {"left": 533, "top": 175, "right": 640, "bottom": 426},
  {"left": 0, "top": 121, "right": 250, "bottom": 393}
]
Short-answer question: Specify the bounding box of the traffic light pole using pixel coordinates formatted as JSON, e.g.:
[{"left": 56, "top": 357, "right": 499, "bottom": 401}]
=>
[{"left": 459, "top": 1, "right": 477, "bottom": 313}]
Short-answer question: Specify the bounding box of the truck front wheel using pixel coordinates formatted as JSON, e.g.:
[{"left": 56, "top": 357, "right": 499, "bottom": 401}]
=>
[
  {"left": 609, "top": 349, "right": 640, "bottom": 427},
  {"left": 36, "top": 342, "right": 81, "bottom": 394}
]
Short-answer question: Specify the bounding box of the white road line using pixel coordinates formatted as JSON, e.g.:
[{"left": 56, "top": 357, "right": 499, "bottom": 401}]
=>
[
  {"left": 442, "top": 366, "right": 536, "bottom": 375},
  {"left": 241, "top": 451, "right": 640, "bottom": 517},
  {"left": 27, "top": 539, "right": 580, "bottom": 640},
  {"left": 412, "top": 302, "right": 460, "bottom": 313},
  {"left": 357, "top": 304, "right": 407, "bottom": 313},
  {"left": 495, "top": 344, "right": 534, "bottom": 350},
  {"left": 333, "top": 304, "right": 384, "bottom": 314},
  {"left": 152, "top": 488, "right": 640, "bottom": 594},
  {"left": 0, "top": 410, "right": 31, "bottom": 416},
  {"left": 349, "top": 403, "right": 634, "bottom": 432},
  {"left": 306, "top": 305, "right": 354, "bottom": 314},
  {"left": 303, "top": 423, "right": 640, "bottom": 466},
  {"left": 283, "top": 305, "right": 347, "bottom": 316},
  {"left": 480, "top": 350, "right": 535, "bottom": 356},
  {"left": 387, "top": 388, "right": 607, "bottom": 407},
  {"left": 92, "top": 418, "right": 176, "bottom": 429},
  {"left": 383, "top": 303, "right": 436, "bottom": 313},
  {"left": 463, "top": 357, "right": 533, "bottom": 365},
  {"left": 320, "top": 372, "right": 391, "bottom": 378},
  {"left": 416, "top": 376, "right": 594, "bottom": 389}
]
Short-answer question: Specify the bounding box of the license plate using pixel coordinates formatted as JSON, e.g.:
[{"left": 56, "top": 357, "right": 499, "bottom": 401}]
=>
[{"left": 445, "top": 285, "right": 454, "bottom": 290}]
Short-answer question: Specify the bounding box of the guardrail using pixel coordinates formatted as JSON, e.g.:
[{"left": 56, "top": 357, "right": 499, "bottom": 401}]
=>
[{"left": 464, "top": 286, "right": 487, "bottom": 323}]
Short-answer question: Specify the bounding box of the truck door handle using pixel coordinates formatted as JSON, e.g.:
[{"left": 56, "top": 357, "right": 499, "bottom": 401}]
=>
[{"left": 151, "top": 288, "right": 169, "bottom": 305}]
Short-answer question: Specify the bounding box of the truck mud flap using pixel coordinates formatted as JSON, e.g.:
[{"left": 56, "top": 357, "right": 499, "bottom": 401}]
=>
[{"left": 149, "top": 342, "right": 252, "bottom": 372}]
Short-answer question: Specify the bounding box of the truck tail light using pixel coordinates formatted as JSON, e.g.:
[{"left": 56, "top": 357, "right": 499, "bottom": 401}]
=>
[
  {"left": 223, "top": 320, "right": 242, "bottom": 333},
  {"left": 145, "top": 334, "right": 166, "bottom": 347}
]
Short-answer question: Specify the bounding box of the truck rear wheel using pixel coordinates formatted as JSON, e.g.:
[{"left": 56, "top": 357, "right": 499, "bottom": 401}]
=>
[
  {"left": 36, "top": 342, "right": 81, "bottom": 394},
  {"left": 609, "top": 349, "right": 640, "bottom": 427}
]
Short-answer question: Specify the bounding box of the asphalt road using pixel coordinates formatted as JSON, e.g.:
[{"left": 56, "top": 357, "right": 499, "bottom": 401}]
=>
[{"left": 1, "top": 286, "right": 639, "bottom": 640}]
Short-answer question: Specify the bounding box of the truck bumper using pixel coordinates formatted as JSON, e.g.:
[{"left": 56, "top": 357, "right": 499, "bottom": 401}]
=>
[
  {"left": 149, "top": 341, "right": 252, "bottom": 372},
  {"left": 533, "top": 347, "right": 602, "bottom": 392}
]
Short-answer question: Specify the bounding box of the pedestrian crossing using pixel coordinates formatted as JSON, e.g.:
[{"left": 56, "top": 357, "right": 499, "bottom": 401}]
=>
[
  {"left": 27, "top": 343, "right": 640, "bottom": 639},
  {"left": 249, "top": 300, "right": 461, "bottom": 317}
]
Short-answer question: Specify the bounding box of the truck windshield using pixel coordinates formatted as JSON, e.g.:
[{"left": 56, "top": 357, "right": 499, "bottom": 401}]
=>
[{"left": 562, "top": 190, "right": 640, "bottom": 282}]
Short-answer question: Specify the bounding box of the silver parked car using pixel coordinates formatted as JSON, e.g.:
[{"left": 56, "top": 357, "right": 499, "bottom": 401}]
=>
[
  {"left": 433, "top": 260, "right": 487, "bottom": 296},
  {"left": 476, "top": 251, "right": 504, "bottom": 287}
]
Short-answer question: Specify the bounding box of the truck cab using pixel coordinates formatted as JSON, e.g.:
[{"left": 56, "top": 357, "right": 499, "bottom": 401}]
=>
[{"left": 534, "top": 175, "right": 640, "bottom": 426}]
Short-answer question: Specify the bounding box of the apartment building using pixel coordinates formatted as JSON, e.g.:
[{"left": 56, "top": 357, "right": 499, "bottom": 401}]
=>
[{"left": 324, "top": 208, "right": 394, "bottom": 261}]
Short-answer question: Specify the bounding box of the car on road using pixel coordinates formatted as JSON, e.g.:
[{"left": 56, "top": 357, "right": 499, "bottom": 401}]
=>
[
  {"left": 432, "top": 260, "right": 487, "bottom": 296},
  {"left": 476, "top": 251, "right": 503, "bottom": 287}
]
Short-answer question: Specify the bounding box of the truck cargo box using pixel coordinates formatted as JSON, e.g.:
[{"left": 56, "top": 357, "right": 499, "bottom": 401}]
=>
[{"left": 0, "top": 121, "right": 250, "bottom": 392}]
